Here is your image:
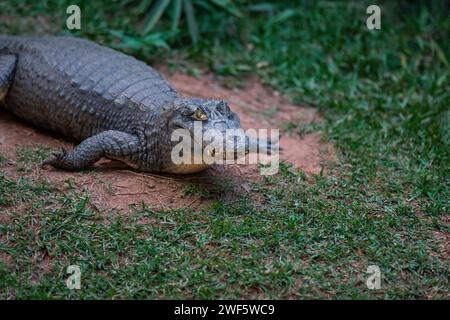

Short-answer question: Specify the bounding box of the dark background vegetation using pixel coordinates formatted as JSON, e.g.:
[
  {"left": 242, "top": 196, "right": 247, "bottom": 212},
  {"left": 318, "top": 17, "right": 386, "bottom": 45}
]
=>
[{"left": 0, "top": 0, "right": 448, "bottom": 298}]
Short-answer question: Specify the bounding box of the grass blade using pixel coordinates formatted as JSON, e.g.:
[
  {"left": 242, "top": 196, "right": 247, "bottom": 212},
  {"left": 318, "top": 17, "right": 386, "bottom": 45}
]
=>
[
  {"left": 209, "top": 0, "right": 243, "bottom": 17},
  {"left": 134, "top": 0, "right": 153, "bottom": 15},
  {"left": 183, "top": 0, "right": 199, "bottom": 44},
  {"left": 142, "top": 0, "right": 171, "bottom": 35},
  {"left": 171, "top": 0, "right": 182, "bottom": 31}
]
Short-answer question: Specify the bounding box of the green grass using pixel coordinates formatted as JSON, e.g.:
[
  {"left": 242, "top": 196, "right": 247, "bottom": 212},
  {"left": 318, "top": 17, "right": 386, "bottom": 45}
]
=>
[
  {"left": 0, "top": 152, "right": 6, "bottom": 166},
  {"left": 15, "top": 145, "right": 54, "bottom": 172},
  {"left": 1, "top": 170, "right": 447, "bottom": 298},
  {"left": 0, "top": 0, "right": 449, "bottom": 299}
]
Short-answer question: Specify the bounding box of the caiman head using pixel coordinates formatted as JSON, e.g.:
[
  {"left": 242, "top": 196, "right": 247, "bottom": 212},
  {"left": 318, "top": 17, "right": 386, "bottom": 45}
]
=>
[{"left": 162, "top": 98, "right": 248, "bottom": 173}]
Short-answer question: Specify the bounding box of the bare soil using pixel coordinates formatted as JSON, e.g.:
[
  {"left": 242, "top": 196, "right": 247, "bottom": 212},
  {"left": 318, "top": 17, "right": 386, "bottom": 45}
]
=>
[{"left": 0, "top": 69, "right": 336, "bottom": 211}]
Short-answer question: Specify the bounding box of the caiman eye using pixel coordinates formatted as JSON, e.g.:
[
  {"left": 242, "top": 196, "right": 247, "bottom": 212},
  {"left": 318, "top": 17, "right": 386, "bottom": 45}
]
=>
[{"left": 192, "top": 108, "right": 208, "bottom": 121}]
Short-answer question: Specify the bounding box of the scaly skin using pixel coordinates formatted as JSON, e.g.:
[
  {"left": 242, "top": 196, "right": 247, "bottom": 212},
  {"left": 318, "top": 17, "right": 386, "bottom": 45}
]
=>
[{"left": 0, "top": 36, "right": 272, "bottom": 173}]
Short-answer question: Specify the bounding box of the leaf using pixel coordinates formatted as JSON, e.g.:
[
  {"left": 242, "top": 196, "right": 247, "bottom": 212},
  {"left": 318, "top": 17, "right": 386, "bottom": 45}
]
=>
[
  {"left": 143, "top": 33, "right": 171, "bottom": 49},
  {"left": 110, "top": 30, "right": 170, "bottom": 50},
  {"left": 430, "top": 39, "right": 449, "bottom": 67},
  {"left": 209, "top": 0, "right": 243, "bottom": 17},
  {"left": 110, "top": 30, "right": 145, "bottom": 50},
  {"left": 194, "top": 0, "right": 217, "bottom": 12},
  {"left": 133, "top": 0, "right": 153, "bottom": 15},
  {"left": 246, "top": 3, "right": 275, "bottom": 12},
  {"left": 183, "top": 0, "right": 199, "bottom": 44},
  {"left": 270, "top": 9, "right": 298, "bottom": 25},
  {"left": 141, "top": 0, "right": 171, "bottom": 35},
  {"left": 171, "top": 0, "right": 182, "bottom": 32}
]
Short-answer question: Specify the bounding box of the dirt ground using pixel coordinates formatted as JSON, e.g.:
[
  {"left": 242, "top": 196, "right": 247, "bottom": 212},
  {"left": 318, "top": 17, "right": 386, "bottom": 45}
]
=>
[{"left": 0, "top": 69, "right": 336, "bottom": 212}]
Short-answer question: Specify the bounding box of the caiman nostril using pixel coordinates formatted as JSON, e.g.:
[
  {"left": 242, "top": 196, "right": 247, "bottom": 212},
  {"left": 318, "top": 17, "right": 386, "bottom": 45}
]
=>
[{"left": 206, "top": 148, "right": 216, "bottom": 157}]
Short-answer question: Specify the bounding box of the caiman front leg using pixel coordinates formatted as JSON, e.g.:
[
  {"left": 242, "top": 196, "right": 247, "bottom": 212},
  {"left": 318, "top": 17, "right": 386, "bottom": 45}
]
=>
[{"left": 42, "top": 130, "right": 140, "bottom": 170}]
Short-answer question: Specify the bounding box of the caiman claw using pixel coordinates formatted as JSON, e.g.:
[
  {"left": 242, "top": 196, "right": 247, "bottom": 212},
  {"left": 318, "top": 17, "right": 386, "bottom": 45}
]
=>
[{"left": 41, "top": 148, "right": 68, "bottom": 168}]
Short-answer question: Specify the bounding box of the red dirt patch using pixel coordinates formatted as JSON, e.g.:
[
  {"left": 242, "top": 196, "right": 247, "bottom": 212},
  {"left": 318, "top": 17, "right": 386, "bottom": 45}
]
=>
[{"left": 0, "top": 69, "right": 336, "bottom": 211}]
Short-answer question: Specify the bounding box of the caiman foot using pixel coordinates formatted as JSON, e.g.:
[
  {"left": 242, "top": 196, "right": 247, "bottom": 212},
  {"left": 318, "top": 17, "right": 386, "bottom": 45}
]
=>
[{"left": 41, "top": 148, "right": 75, "bottom": 170}]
